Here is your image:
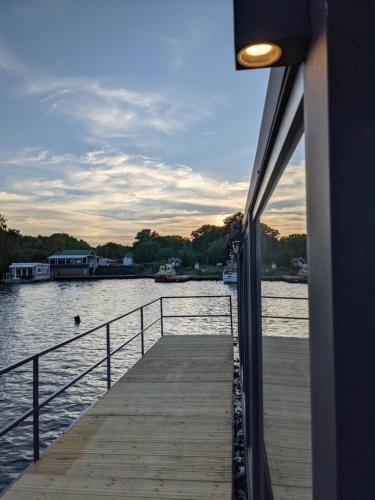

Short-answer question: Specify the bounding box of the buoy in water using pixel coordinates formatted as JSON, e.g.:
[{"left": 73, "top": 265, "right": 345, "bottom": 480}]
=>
[{"left": 74, "top": 315, "right": 81, "bottom": 324}]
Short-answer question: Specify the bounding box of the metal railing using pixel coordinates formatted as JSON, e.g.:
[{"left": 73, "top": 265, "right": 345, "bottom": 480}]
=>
[
  {"left": 0, "top": 294, "right": 233, "bottom": 463},
  {"left": 261, "top": 295, "right": 309, "bottom": 320}
]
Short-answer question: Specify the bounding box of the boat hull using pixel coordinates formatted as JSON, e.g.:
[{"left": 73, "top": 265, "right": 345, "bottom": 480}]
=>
[{"left": 223, "top": 272, "right": 237, "bottom": 284}]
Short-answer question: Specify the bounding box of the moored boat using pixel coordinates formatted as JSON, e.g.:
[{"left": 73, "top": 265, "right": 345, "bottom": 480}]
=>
[
  {"left": 223, "top": 266, "right": 237, "bottom": 283},
  {"left": 154, "top": 263, "right": 176, "bottom": 282}
]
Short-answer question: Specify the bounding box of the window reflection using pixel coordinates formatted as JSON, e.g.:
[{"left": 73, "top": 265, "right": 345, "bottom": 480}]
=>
[{"left": 259, "top": 135, "right": 312, "bottom": 499}]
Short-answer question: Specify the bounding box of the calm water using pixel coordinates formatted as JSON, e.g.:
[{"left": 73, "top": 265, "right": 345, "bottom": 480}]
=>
[{"left": 0, "top": 278, "right": 307, "bottom": 491}]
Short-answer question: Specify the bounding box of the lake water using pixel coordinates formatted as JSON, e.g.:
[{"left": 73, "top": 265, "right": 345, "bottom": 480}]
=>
[{"left": 0, "top": 278, "right": 308, "bottom": 492}]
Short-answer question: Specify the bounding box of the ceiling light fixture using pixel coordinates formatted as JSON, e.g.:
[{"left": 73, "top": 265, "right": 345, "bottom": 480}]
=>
[{"left": 237, "top": 43, "right": 282, "bottom": 68}]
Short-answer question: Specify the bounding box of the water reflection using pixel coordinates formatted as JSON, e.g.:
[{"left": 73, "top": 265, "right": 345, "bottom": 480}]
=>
[
  {"left": 0, "top": 279, "right": 236, "bottom": 491},
  {"left": 0, "top": 278, "right": 306, "bottom": 491}
]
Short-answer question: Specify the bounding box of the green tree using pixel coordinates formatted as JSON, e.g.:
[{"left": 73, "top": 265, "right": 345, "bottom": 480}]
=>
[
  {"left": 207, "top": 236, "right": 226, "bottom": 264},
  {"left": 191, "top": 224, "right": 225, "bottom": 254},
  {"left": 178, "top": 247, "right": 196, "bottom": 267},
  {"left": 96, "top": 242, "right": 131, "bottom": 261},
  {"left": 156, "top": 246, "right": 174, "bottom": 261},
  {"left": 223, "top": 212, "right": 243, "bottom": 231},
  {"left": 278, "top": 233, "right": 307, "bottom": 266},
  {"left": 134, "top": 229, "right": 159, "bottom": 246},
  {"left": 260, "top": 223, "right": 280, "bottom": 265},
  {"left": 133, "top": 240, "right": 160, "bottom": 263},
  {"left": 0, "top": 215, "right": 21, "bottom": 274}
]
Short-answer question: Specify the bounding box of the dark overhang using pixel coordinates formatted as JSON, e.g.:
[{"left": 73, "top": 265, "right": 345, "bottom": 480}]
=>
[{"left": 233, "top": 0, "right": 310, "bottom": 69}]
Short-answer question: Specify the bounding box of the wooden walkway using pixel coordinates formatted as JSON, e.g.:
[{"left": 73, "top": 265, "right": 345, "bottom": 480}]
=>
[
  {"left": 3, "top": 335, "right": 233, "bottom": 500},
  {"left": 263, "top": 336, "right": 312, "bottom": 500}
]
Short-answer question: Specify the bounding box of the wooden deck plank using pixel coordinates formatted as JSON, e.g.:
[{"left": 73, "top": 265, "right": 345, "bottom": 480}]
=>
[
  {"left": 263, "top": 336, "right": 312, "bottom": 498},
  {"left": 2, "top": 335, "right": 233, "bottom": 499}
]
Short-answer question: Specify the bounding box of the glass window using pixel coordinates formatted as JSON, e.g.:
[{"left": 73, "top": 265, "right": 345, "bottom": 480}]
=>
[{"left": 259, "top": 135, "right": 312, "bottom": 498}]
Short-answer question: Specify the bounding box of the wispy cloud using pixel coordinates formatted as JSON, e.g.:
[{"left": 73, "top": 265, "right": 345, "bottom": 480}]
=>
[
  {"left": 0, "top": 43, "right": 214, "bottom": 144},
  {"left": 261, "top": 161, "right": 307, "bottom": 235},
  {"left": 0, "top": 148, "right": 247, "bottom": 244}
]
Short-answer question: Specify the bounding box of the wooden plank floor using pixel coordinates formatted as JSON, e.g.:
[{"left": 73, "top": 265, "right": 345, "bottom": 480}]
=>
[
  {"left": 2, "top": 335, "right": 233, "bottom": 500},
  {"left": 263, "top": 336, "right": 312, "bottom": 500}
]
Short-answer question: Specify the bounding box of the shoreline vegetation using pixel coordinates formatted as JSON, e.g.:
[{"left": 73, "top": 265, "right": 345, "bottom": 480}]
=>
[
  {"left": 0, "top": 213, "right": 307, "bottom": 283},
  {"left": 48, "top": 275, "right": 307, "bottom": 283}
]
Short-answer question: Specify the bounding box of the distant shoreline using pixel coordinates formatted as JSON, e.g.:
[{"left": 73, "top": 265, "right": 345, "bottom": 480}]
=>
[
  {"left": 50, "top": 274, "right": 306, "bottom": 284},
  {"left": 261, "top": 275, "right": 307, "bottom": 284},
  {"left": 53, "top": 274, "right": 223, "bottom": 282}
]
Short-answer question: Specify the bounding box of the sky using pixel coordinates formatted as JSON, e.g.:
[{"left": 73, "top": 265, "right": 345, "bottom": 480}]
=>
[
  {"left": 262, "top": 137, "right": 307, "bottom": 235},
  {"left": 0, "top": 0, "right": 304, "bottom": 245}
]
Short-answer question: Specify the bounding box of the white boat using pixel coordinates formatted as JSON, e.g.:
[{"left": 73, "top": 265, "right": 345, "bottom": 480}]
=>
[
  {"left": 223, "top": 267, "right": 237, "bottom": 283},
  {"left": 223, "top": 252, "right": 238, "bottom": 284},
  {"left": 154, "top": 263, "right": 176, "bottom": 282},
  {"left": 3, "top": 263, "right": 50, "bottom": 284}
]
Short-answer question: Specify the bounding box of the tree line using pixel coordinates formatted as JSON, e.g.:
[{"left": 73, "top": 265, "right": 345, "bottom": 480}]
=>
[
  {"left": 0, "top": 213, "right": 306, "bottom": 275},
  {"left": 261, "top": 223, "right": 307, "bottom": 267},
  {"left": 0, "top": 213, "right": 242, "bottom": 274}
]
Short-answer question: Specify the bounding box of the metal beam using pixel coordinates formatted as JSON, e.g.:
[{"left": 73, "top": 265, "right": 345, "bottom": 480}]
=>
[{"left": 304, "top": 0, "right": 375, "bottom": 498}]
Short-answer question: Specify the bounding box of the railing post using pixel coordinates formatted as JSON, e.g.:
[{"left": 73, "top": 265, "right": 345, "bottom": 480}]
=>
[
  {"left": 32, "top": 356, "right": 40, "bottom": 462},
  {"left": 140, "top": 307, "right": 144, "bottom": 356},
  {"left": 229, "top": 295, "right": 234, "bottom": 336},
  {"left": 106, "top": 324, "right": 111, "bottom": 390},
  {"left": 160, "top": 297, "right": 164, "bottom": 336}
]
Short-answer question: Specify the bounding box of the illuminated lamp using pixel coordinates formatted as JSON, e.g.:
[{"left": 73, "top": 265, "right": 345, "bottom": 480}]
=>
[{"left": 233, "top": 0, "right": 310, "bottom": 69}]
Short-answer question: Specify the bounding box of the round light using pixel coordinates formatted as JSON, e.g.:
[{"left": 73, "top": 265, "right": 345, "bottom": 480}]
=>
[{"left": 237, "top": 42, "right": 282, "bottom": 68}]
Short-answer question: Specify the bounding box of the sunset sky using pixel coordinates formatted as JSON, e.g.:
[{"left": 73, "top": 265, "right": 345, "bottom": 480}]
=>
[{"left": 0, "top": 0, "right": 305, "bottom": 245}]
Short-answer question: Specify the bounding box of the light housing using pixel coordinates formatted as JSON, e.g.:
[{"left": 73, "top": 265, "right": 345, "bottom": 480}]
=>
[
  {"left": 233, "top": 0, "right": 310, "bottom": 69},
  {"left": 237, "top": 42, "right": 282, "bottom": 68}
]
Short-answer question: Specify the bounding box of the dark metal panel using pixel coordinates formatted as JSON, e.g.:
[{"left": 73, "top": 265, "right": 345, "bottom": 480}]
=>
[
  {"left": 233, "top": 0, "right": 310, "bottom": 68},
  {"left": 304, "top": 3, "right": 336, "bottom": 498},
  {"left": 304, "top": 0, "right": 375, "bottom": 497},
  {"left": 245, "top": 216, "right": 265, "bottom": 500}
]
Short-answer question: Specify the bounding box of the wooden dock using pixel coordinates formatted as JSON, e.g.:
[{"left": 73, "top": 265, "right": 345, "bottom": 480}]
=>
[
  {"left": 263, "top": 336, "right": 312, "bottom": 500},
  {"left": 2, "top": 335, "right": 233, "bottom": 500}
]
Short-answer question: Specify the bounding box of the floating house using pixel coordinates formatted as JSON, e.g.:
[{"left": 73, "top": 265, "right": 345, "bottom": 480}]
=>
[
  {"left": 48, "top": 249, "right": 98, "bottom": 278},
  {"left": 122, "top": 253, "right": 134, "bottom": 266},
  {"left": 3, "top": 263, "right": 50, "bottom": 284}
]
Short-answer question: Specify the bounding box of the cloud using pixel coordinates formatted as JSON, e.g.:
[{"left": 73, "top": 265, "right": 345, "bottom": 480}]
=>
[
  {"left": 261, "top": 161, "right": 307, "bottom": 235},
  {"left": 0, "top": 150, "right": 307, "bottom": 243},
  {"left": 0, "top": 148, "right": 247, "bottom": 244},
  {"left": 0, "top": 43, "right": 214, "bottom": 143}
]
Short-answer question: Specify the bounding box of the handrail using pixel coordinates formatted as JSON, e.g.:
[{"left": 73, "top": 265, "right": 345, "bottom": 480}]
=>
[
  {"left": 261, "top": 295, "right": 309, "bottom": 320},
  {"left": 0, "top": 294, "right": 233, "bottom": 464},
  {"left": 0, "top": 297, "right": 161, "bottom": 377},
  {"left": 261, "top": 295, "right": 308, "bottom": 300},
  {"left": 262, "top": 315, "right": 309, "bottom": 320}
]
